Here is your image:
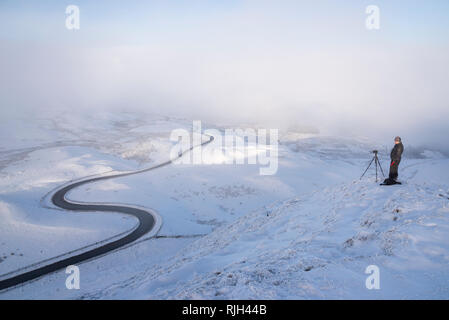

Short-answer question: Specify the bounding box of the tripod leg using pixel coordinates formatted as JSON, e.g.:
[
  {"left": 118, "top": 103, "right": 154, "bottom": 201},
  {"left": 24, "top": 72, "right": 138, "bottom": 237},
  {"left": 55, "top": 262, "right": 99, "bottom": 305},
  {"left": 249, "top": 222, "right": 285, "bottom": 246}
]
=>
[
  {"left": 360, "top": 157, "right": 375, "bottom": 180},
  {"left": 375, "top": 157, "right": 377, "bottom": 182},
  {"left": 376, "top": 156, "right": 386, "bottom": 178}
]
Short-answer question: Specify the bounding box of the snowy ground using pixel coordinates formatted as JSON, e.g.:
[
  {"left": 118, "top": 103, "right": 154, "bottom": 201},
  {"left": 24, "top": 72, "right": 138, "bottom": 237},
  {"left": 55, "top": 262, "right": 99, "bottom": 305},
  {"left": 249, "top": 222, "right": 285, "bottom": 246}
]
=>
[{"left": 0, "top": 111, "right": 448, "bottom": 299}]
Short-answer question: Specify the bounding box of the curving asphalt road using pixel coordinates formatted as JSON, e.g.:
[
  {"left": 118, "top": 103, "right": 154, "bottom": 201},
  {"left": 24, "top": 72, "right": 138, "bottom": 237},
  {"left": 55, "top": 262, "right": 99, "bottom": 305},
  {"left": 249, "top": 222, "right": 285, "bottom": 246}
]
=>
[{"left": 0, "top": 136, "right": 213, "bottom": 291}]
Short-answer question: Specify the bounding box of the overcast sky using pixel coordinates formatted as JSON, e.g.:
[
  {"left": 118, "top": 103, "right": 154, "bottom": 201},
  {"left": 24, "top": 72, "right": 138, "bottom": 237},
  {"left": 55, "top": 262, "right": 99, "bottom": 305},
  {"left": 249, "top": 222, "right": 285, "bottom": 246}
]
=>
[{"left": 1, "top": 0, "right": 449, "bottom": 148}]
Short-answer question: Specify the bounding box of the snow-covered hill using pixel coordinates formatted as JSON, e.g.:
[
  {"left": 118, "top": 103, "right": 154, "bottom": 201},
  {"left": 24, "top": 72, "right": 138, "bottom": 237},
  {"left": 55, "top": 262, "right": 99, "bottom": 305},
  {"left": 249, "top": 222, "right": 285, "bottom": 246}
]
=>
[
  {"left": 61, "top": 157, "right": 446, "bottom": 300},
  {"left": 1, "top": 112, "right": 448, "bottom": 299}
]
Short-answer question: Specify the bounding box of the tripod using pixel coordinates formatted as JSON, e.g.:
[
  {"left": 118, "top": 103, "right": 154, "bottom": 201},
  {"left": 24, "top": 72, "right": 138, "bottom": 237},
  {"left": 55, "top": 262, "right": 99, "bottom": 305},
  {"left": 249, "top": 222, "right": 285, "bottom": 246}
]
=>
[{"left": 360, "top": 150, "right": 386, "bottom": 182}]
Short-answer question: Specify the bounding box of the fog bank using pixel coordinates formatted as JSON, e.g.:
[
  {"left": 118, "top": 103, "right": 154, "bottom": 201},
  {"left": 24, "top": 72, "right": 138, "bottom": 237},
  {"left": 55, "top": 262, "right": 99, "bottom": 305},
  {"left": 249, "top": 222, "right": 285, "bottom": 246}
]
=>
[{"left": 1, "top": 0, "right": 448, "bottom": 150}]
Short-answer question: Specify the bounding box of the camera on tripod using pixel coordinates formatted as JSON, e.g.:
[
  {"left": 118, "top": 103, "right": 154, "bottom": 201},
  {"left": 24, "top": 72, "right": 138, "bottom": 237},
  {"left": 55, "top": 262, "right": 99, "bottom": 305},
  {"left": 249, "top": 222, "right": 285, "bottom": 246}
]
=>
[{"left": 360, "top": 150, "right": 385, "bottom": 182}]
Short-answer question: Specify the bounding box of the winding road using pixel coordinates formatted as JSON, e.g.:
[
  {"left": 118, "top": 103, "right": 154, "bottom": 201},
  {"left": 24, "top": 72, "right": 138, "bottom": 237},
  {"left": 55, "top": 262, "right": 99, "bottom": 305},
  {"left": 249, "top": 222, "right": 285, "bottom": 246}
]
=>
[{"left": 0, "top": 136, "right": 213, "bottom": 291}]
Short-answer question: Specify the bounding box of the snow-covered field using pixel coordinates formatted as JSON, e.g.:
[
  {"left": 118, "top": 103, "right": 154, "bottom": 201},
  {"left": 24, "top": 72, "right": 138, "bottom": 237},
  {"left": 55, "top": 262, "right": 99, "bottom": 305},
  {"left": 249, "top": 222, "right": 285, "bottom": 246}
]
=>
[{"left": 0, "top": 111, "right": 448, "bottom": 299}]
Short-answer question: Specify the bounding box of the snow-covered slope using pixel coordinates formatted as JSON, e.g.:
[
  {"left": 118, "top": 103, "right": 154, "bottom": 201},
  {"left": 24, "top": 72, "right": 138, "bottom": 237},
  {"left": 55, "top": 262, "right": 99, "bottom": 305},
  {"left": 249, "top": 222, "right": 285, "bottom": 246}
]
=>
[
  {"left": 80, "top": 159, "right": 449, "bottom": 299},
  {"left": 1, "top": 112, "right": 448, "bottom": 299}
]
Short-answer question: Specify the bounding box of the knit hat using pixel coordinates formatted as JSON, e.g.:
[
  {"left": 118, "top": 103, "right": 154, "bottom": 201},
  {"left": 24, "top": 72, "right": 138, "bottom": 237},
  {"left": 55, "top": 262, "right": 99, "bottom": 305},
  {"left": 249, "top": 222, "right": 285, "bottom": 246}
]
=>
[{"left": 394, "top": 136, "right": 401, "bottom": 142}]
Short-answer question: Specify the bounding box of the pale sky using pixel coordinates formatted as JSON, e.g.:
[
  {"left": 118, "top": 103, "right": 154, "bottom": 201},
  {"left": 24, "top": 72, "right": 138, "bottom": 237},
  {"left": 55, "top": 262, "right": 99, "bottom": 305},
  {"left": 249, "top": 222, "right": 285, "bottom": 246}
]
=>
[{"left": 1, "top": 1, "right": 449, "bottom": 148}]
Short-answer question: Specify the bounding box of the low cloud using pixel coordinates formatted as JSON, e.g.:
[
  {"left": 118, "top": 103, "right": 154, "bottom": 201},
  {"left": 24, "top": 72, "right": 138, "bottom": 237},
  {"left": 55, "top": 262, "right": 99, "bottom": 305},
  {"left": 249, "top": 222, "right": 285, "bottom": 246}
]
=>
[{"left": 1, "top": 1, "right": 448, "bottom": 150}]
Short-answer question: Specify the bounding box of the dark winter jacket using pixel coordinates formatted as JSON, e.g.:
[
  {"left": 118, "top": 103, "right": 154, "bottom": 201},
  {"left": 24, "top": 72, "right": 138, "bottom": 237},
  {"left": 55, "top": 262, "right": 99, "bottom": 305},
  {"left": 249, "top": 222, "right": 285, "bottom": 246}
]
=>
[{"left": 390, "top": 142, "right": 404, "bottom": 161}]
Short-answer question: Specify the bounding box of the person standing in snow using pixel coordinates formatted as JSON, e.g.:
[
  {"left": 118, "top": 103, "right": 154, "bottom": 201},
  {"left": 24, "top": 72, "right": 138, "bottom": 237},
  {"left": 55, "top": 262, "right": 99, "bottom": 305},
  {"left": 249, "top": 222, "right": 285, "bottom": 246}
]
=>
[{"left": 389, "top": 136, "right": 404, "bottom": 181}]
